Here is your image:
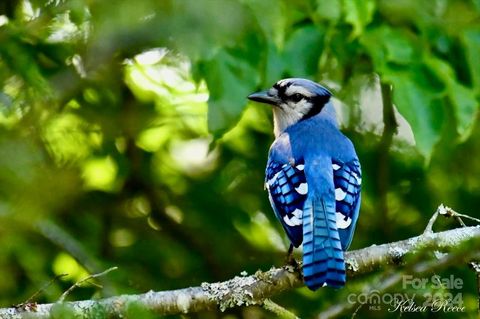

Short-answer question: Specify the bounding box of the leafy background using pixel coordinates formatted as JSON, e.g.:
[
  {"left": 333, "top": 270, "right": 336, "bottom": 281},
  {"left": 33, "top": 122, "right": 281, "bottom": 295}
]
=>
[{"left": 0, "top": 0, "right": 479, "bottom": 318}]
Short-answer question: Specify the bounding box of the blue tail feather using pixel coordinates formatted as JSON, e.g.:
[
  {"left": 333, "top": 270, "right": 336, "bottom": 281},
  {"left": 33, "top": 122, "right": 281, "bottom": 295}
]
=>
[{"left": 302, "top": 197, "right": 346, "bottom": 290}]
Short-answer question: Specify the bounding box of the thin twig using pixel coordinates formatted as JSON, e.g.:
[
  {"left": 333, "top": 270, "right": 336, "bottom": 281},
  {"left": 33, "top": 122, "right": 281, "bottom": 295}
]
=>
[
  {"left": 424, "top": 203, "right": 479, "bottom": 235},
  {"left": 438, "top": 204, "right": 480, "bottom": 224},
  {"left": 454, "top": 208, "right": 479, "bottom": 312},
  {"left": 58, "top": 267, "right": 118, "bottom": 302},
  {"left": 263, "top": 299, "right": 299, "bottom": 319},
  {"left": 26, "top": 274, "right": 68, "bottom": 304},
  {"left": 423, "top": 209, "right": 440, "bottom": 235},
  {"left": 455, "top": 216, "right": 467, "bottom": 227},
  {"left": 14, "top": 274, "right": 68, "bottom": 311},
  {"left": 439, "top": 204, "right": 480, "bottom": 313}
]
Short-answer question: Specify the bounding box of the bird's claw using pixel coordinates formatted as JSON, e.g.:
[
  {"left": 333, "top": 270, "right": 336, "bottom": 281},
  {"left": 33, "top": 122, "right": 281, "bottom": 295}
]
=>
[{"left": 285, "top": 243, "right": 300, "bottom": 270}]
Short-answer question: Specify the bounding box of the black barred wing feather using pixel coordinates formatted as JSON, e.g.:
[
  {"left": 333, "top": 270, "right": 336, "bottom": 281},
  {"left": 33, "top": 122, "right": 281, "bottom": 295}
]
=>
[
  {"left": 265, "top": 160, "right": 307, "bottom": 247},
  {"left": 332, "top": 159, "right": 362, "bottom": 250},
  {"left": 265, "top": 158, "right": 361, "bottom": 250}
]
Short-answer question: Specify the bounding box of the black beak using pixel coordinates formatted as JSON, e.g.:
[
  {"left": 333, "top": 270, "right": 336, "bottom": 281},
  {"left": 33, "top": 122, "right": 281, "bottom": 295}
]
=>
[{"left": 247, "top": 90, "right": 281, "bottom": 106}]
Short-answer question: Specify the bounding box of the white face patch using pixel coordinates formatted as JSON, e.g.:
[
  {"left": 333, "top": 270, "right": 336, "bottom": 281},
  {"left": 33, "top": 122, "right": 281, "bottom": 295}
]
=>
[
  {"left": 285, "top": 85, "right": 314, "bottom": 98},
  {"left": 268, "top": 78, "right": 331, "bottom": 136},
  {"left": 336, "top": 212, "right": 352, "bottom": 229},
  {"left": 272, "top": 99, "right": 313, "bottom": 136},
  {"left": 286, "top": 99, "right": 312, "bottom": 112},
  {"left": 272, "top": 108, "right": 304, "bottom": 137}
]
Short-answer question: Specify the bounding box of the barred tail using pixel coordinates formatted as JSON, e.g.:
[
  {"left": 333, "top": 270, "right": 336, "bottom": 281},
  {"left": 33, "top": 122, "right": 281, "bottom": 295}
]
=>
[{"left": 302, "top": 197, "right": 346, "bottom": 290}]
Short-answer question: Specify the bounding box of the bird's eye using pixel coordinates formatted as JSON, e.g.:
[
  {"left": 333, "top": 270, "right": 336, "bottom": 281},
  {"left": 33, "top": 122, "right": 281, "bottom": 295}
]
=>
[{"left": 290, "top": 93, "right": 303, "bottom": 102}]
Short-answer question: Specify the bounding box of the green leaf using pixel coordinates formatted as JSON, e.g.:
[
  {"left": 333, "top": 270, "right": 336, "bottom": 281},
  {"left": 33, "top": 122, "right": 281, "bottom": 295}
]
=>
[
  {"left": 462, "top": 29, "right": 480, "bottom": 94},
  {"left": 343, "top": 0, "right": 375, "bottom": 38},
  {"left": 241, "top": 0, "right": 287, "bottom": 48},
  {"left": 423, "top": 56, "right": 455, "bottom": 86},
  {"left": 474, "top": 0, "right": 480, "bottom": 11},
  {"left": 265, "top": 42, "right": 285, "bottom": 85},
  {"left": 315, "top": 0, "right": 342, "bottom": 22},
  {"left": 387, "top": 72, "right": 443, "bottom": 158},
  {"left": 360, "top": 26, "right": 417, "bottom": 71},
  {"left": 283, "top": 25, "right": 325, "bottom": 77},
  {"left": 424, "top": 56, "right": 478, "bottom": 140},
  {"left": 202, "top": 49, "right": 260, "bottom": 135},
  {"left": 383, "top": 33, "right": 415, "bottom": 65},
  {"left": 448, "top": 82, "right": 478, "bottom": 140}
]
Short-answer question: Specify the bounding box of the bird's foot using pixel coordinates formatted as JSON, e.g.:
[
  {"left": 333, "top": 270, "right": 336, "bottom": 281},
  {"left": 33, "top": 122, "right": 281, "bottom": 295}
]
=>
[{"left": 285, "top": 243, "right": 300, "bottom": 271}]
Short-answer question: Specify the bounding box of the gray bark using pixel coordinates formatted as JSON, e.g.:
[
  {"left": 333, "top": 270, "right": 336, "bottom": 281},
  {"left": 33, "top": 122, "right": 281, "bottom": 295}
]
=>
[{"left": 1, "top": 225, "right": 479, "bottom": 318}]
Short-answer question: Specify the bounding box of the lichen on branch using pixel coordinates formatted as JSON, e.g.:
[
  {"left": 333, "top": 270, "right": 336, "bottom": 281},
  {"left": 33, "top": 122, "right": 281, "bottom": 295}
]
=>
[{"left": 1, "top": 223, "right": 479, "bottom": 318}]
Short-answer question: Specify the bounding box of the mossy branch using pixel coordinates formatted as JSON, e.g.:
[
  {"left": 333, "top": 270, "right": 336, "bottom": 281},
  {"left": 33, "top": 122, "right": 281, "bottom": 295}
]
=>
[{"left": 1, "top": 215, "right": 479, "bottom": 318}]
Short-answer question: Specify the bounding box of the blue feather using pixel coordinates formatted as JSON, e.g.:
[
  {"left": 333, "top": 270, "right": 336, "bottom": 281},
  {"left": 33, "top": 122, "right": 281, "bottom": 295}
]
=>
[
  {"left": 302, "top": 197, "right": 346, "bottom": 289},
  {"left": 250, "top": 78, "right": 361, "bottom": 291}
]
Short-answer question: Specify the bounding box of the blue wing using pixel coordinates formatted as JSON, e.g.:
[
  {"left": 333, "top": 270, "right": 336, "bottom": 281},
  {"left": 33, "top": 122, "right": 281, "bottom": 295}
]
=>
[
  {"left": 265, "top": 158, "right": 361, "bottom": 249},
  {"left": 265, "top": 160, "right": 307, "bottom": 247},
  {"left": 267, "top": 157, "right": 361, "bottom": 290},
  {"left": 332, "top": 159, "right": 362, "bottom": 250}
]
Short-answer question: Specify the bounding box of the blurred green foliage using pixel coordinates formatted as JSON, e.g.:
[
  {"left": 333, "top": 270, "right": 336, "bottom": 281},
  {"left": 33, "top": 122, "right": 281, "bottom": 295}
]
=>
[{"left": 0, "top": 0, "right": 479, "bottom": 318}]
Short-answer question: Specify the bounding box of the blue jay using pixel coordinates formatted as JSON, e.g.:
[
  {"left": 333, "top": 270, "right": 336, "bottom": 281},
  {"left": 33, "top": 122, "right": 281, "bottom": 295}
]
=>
[{"left": 248, "top": 78, "right": 361, "bottom": 290}]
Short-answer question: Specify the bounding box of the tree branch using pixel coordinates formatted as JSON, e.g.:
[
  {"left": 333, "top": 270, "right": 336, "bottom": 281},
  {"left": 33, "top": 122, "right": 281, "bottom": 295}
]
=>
[
  {"left": 1, "top": 225, "right": 479, "bottom": 318},
  {"left": 58, "top": 267, "right": 118, "bottom": 303},
  {"left": 318, "top": 238, "right": 479, "bottom": 318},
  {"left": 376, "top": 81, "right": 398, "bottom": 238}
]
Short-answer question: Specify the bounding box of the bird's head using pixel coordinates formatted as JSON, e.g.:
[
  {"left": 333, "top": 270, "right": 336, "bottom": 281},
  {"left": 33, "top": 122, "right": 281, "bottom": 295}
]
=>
[{"left": 248, "top": 78, "right": 333, "bottom": 137}]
